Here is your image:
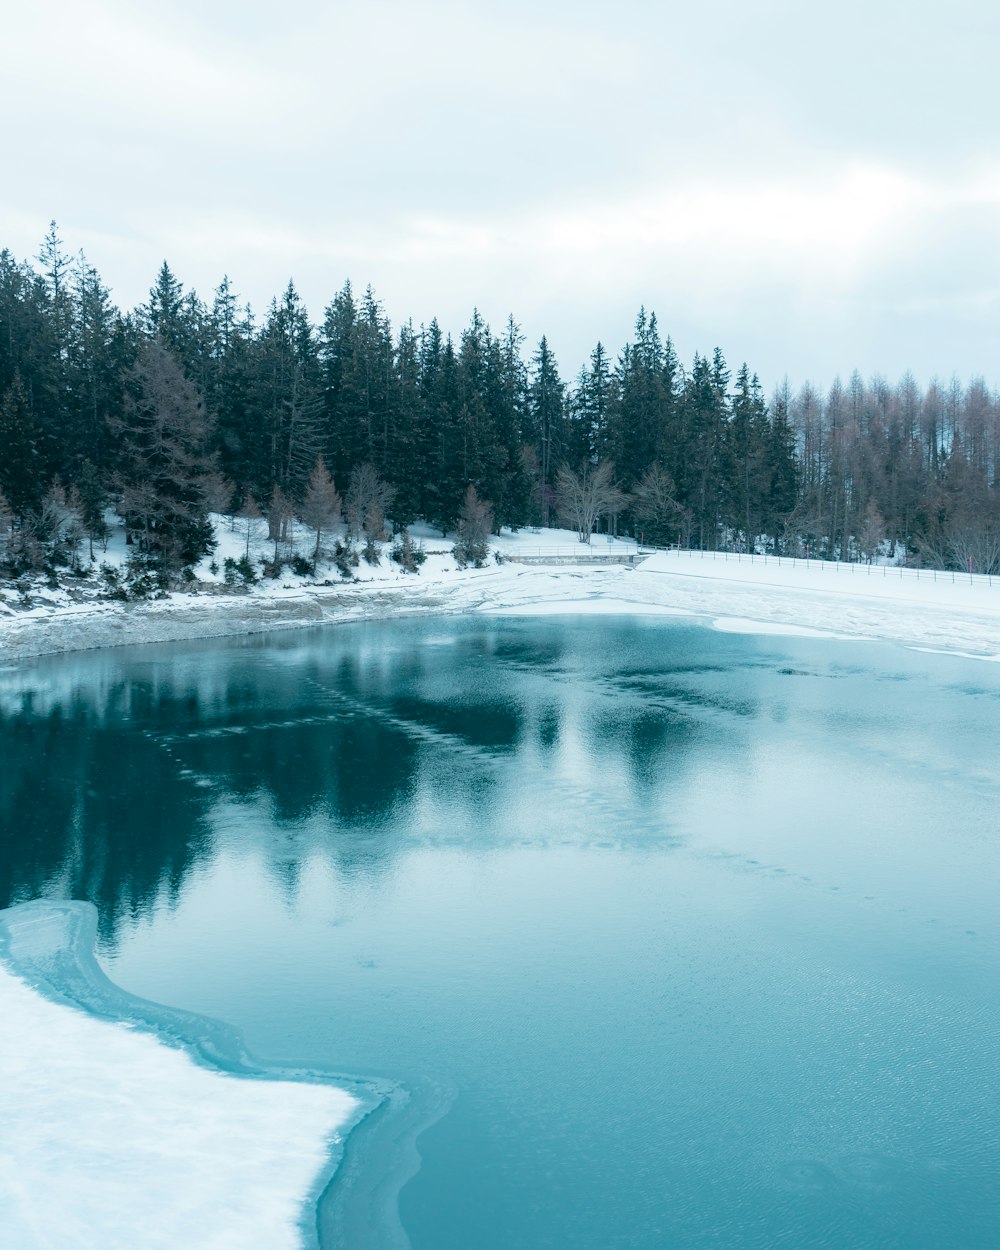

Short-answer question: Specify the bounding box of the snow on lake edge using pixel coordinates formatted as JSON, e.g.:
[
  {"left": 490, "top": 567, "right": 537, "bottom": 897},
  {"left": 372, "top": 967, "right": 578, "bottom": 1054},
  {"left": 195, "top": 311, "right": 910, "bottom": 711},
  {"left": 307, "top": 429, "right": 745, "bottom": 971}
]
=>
[
  {"left": 2, "top": 526, "right": 1000, "bottom": 662},
  {"left": 0, "top": 902, "right": 361, "bottom": 1250}
]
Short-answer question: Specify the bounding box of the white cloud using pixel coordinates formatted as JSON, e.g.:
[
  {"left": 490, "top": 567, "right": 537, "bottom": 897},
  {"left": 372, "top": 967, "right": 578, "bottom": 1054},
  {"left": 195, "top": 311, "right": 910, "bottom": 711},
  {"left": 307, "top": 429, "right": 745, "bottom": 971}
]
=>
[{"left": 4, "top": 1, "right": 1000, "bottom": 387}]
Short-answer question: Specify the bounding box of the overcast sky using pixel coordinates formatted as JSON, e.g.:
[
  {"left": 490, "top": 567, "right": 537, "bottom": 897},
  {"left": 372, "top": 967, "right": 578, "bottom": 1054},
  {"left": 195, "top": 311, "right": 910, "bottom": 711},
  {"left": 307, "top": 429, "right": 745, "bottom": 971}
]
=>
[{"left": 5, "top": 0, "right": 999, "bottom": 390}]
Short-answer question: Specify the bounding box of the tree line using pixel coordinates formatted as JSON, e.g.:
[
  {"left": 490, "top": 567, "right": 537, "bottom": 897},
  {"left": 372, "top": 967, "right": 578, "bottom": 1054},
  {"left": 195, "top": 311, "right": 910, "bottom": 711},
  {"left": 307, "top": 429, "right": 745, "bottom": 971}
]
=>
[{"left": 1, "top": 224, "right": 998, "bottom": 579}]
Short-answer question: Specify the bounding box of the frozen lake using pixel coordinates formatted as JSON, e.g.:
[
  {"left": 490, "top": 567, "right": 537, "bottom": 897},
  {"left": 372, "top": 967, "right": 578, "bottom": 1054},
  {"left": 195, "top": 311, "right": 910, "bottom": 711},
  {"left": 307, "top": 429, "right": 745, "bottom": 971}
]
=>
[{"left": 3, "top": 615, "right": 1000, "bottom": 1248}]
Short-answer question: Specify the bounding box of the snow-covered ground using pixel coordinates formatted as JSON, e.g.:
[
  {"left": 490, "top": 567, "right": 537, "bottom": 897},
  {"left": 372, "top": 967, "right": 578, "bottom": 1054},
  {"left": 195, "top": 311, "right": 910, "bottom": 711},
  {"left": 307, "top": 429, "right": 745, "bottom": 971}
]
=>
[
  {"left": 3, "top": 519, "right": 1000, "bottom": 662},
  {"left": 0, "top": 901, "right": 359, "bottom": 1250}
]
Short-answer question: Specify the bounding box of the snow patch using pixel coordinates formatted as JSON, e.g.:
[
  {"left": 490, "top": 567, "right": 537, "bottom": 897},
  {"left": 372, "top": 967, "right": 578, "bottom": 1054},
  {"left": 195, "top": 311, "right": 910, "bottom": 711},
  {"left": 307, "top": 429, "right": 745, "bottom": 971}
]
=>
[{"left": 0, "top": 902, "right": 360, "bottom": 1250}]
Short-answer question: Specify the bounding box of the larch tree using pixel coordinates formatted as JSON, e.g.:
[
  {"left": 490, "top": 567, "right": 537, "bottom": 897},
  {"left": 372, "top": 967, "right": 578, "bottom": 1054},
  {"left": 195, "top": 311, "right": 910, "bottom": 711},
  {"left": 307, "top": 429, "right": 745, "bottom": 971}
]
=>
[
  {"left": 300, "top": 457, "right": 342, "bottom": 562},
  {"left": 114, "top": 339, "right": 216, "bottom": 570},
  {"left": 346, "top": 462, "right": 394, "bottom": 541}
]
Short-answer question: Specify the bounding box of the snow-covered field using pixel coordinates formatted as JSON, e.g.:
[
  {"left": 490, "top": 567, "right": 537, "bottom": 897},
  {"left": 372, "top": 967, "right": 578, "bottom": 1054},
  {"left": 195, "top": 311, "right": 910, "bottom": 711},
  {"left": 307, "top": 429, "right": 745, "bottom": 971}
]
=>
[{"left": 3, "top": 520, "right": 1000, "bottom": 662}]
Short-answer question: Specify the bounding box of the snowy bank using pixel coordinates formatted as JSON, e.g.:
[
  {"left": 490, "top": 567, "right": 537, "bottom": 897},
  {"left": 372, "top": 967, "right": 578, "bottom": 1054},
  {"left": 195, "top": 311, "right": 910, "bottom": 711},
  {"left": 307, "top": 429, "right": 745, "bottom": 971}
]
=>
[
  {"left": 0, "top": 901, "right": 365, "bottom": 1250},
  {"left": 631, "top": 549, "right": 1000, "bottom": 658},
  {"left": 3, "top": 528, "right": 1000, "bottom": 662}
]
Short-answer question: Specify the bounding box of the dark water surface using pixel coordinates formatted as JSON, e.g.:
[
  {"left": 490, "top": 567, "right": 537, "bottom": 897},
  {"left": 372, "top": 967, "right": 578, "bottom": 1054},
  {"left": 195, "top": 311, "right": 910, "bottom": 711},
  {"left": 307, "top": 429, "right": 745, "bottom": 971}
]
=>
[{"left": 2, "top": 616, "right": 999, "bottom": 1249}]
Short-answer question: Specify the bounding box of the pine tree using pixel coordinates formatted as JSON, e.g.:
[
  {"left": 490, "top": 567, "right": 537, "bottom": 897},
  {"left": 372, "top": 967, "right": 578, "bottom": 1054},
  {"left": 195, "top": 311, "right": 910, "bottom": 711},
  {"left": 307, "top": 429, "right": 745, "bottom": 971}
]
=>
[
  {"left": 267, "top": 482, "right": 291, "bottom": 552},
  {"left": 571, "top": 342, "right": 616, "bottom": 466},
  {"left": 612, "top": 308, "right": 667, "bottom": 490},
  {"left": 0, "top": 486, "right": 12, "bottom": 565},
  {"left": 387, "top": 320, "right": 425, "bottom": 527},
  {"left": 0, "top": 372, "right": 44, "bottom": 516},
  {"left": 144, "top": 262, "right": 185, "bottom": 356},
  {"left": 38, "top": 221, "right": 73, "bottom": 364},
  {"left": 76, "top": 458, "right": 109, "bottom": 559},
  {"left": 66, "top": 254, "right": 122, "bottom": 480},
  {"left": 424, "top": 332, "right": 465, "bottom": 532},
  {"left": 211, "top": 293, "right": 260, "bottom": 494},
  {"left": 256, "top": 283, "right": 323, "bottom": 499},
  {"left": 526, "top": 337, "right": 565, "bottom": 526},
  {"left": 320, "top": 280, "right": 362, "bottom": 481},
  {"left": 681, "top": 352, "right": 729, "bottom": 548},
  {"left": 727, "top": 364, "right": 770, "bottom": 551}
]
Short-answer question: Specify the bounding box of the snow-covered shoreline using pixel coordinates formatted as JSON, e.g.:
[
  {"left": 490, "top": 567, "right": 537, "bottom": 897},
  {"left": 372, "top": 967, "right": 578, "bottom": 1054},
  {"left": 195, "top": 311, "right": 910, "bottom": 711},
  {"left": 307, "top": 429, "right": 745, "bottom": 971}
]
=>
[
  {"left": 4, "top": 551, "right": 1000, "bottom": 663},
  {"left": 4, "top": 530, "right": 1000, "bottom": 664}
]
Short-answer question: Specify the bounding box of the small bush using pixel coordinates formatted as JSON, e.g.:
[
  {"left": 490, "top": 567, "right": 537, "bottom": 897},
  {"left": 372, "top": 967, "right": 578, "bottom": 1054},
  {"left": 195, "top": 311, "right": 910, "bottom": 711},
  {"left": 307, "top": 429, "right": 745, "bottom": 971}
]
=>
[
  {"left": 290, "top": 553, "right": 314, "bottom": 577},
  {"left": 120, "top": 553, "right": 169, "bottom": 600},
  {"left": 453, "top": 538, "right": 490, "bottom": 569},
  {"left": 390, "top": 530, "right": 426, "bottom": 573},
  {"left": 223, "top": 555, "right": 258, "bottom": 586},
  {"left": 100, "top": 564, "right": 129, "bottom": 601},
  {"left": 334, "top": 539, "right": 359, "bottom": 579}
]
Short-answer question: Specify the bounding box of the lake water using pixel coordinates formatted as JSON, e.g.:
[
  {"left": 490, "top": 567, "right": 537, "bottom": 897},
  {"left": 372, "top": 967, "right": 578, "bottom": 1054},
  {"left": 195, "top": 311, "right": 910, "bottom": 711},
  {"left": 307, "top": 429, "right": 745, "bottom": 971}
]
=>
[{"left": 2, "top": 616, "right": 1000, "bottom": 1249}]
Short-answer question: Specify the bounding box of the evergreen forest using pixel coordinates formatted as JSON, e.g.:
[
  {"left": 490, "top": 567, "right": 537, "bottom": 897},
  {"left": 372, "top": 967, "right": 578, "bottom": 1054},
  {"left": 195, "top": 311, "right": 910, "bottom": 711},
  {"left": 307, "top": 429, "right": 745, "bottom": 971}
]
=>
[{"left": 2, "top": 225, "right": 999, "bottom": 583}]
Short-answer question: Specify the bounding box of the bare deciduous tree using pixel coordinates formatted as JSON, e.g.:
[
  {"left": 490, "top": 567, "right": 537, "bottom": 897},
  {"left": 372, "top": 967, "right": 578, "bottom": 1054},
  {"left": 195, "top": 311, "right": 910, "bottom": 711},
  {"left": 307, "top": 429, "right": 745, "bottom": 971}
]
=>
[
  {"left": 455, "top": 485, "right": 493, "bottom": 567},
  {"left": 946, "top": 525, "right": 1000, "bottom": 576},
  {"left": 236, "top": 493, "right": 262, "bottom": 560},
  {"left": 555, "top": 461, "right": 627, "bottom": 544},
  {"left": 299, "top": 457, "right": 342, "bottom": 562},
  {"left": 631, "top": 463, "right": 685, "bottom": 547},
  {"left": 346, "top": 463, "right": 394, "bottom": 540},
  {"left": 857, "top": 500, "right": 885, "bottom": 564},
  {"left": 268, "top": 484, "right": 291, "bottom": 564}
]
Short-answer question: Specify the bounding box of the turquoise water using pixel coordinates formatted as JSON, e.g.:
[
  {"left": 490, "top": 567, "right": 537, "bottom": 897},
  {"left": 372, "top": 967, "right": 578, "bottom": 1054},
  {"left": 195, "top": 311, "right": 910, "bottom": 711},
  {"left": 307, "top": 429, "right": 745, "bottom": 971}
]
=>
[{"left": 2, "top": 616, "right": 1000, "bottom": 1248}]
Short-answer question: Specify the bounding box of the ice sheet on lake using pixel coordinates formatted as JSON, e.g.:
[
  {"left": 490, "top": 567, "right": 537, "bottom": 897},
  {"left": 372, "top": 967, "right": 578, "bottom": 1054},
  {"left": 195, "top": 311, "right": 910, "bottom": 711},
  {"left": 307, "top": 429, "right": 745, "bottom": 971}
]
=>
[
  {"left": 0, "top": 900, "right": 364, "bottom": 1250},
  {"left": 487, "top": 595, "right": 690, "bottom": 617},
  {"left": 710, "top": 616, "right": 856, "bottom": 639}
]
